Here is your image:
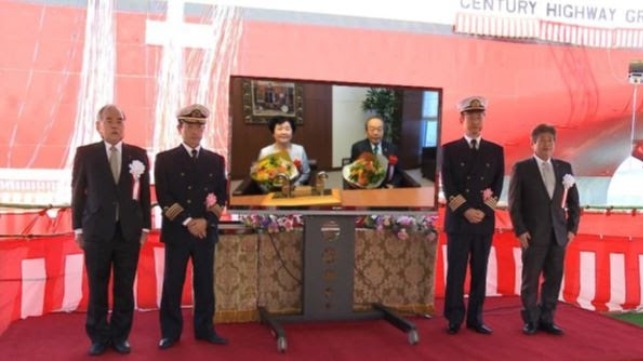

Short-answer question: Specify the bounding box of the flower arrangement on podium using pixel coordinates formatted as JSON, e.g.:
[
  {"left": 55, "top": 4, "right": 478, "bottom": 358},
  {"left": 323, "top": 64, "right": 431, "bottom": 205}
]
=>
[
  {"left": 240, "top": 214, "right": 437, "bottom": 241},
  {"left": 357, "top": 214, "right": 438, "bottom": 241},
  {"left": 240, "top": 214, "right": 437, "bottom": 240},
  {"left": 250, "top": 151, "right": 300, "bottom": 193},
  {"left": 240, "top": 214, "right": 304, "bottom": 233},
  {"left": 343, "top": 152, "right": 388, "bottom": 188}
]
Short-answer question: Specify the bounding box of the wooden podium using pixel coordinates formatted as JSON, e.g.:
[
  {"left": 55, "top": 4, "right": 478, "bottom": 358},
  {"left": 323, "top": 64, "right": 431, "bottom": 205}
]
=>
[{"left": 258, "top": 215, "right": 419, "bottom": 352}]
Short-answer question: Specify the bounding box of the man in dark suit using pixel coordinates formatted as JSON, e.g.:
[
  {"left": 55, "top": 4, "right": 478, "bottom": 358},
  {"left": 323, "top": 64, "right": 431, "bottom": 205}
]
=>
[
  {"left": 155, "top": 104, "right": 228, "bottom": 350},
  {"left": 72, "top": 104, "right": 151, "bottom": 356},
  {"left": 441, "top": 96, "right": 504, "bottom": 335},
  {"left": 349, "top": 115, "right": 402, "bottom": 187},
  {"left": 508, "top": 124, "right": 580, "bottom": 336}
]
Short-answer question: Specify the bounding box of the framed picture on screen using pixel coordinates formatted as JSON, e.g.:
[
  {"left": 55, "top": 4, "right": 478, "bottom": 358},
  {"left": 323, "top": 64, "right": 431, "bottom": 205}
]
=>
[{"left": 243, "top": 79, "right": 304, "bottom": 124}]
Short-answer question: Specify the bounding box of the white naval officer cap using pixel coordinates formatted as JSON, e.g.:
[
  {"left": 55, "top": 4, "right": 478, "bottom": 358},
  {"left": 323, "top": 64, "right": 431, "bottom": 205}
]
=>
[
  {"left": 457, "top": 96, "right": 488, "bottom": 113},
  {"left": 177, "top": 104, "right": 210, "bottom": 124}
]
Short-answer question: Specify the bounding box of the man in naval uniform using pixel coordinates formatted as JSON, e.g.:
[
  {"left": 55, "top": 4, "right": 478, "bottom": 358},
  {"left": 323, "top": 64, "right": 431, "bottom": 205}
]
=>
[
  {"left": 440, "top": 96, "right": 505, "bottom": 335},
  {"left": 155, "top": 104, "right": 228, "bottom": 349}
]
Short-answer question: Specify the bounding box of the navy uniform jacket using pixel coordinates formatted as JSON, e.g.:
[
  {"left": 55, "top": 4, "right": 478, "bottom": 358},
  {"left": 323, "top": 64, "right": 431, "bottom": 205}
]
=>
[
  {"left": 72, "top": 142, "right": 151, "bottom": 242},
  {"left": 441, "top": 138, "right": 504, "bottom": 235},
  {"left": 154, "top": 146, "right": 228, "bottom": 244}
]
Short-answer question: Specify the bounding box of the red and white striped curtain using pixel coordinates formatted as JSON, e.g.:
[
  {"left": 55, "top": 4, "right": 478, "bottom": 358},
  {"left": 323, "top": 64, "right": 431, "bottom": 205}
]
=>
[
  {"left": 2, "top": 227, "right": 643, "bottom": 335},
  {"left": 0, "top": 234, "right": 193, "bottom": 335},
  {"left": 434, "top": 232, "right": 643, "bottom": 312}
]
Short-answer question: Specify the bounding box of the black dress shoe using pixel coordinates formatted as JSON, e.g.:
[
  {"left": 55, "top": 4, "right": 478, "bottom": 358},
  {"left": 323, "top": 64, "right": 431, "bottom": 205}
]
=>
[
  {"left": 523, "top": 322, "right": 538, "bottom": 335},
  {"left": 196, "top": 334, "right": 228, "bottom": 345},
  {"left": 88, "top": 341, "right": 109, "bottom": 356},
  {"left": 539, "top": 323, "right": 564, "bottom": 335},
  {"left": 446, "top": 323, "right": 460, "bottom": 335},
  {"left": 158, "top": 337, "right": 179, "bottom": 350},
  {"left": 112, "top": 340, "right": 131, "bottom": 354},
  {"left": 466, "top": 323, "right": 493, "bottom": 334}
]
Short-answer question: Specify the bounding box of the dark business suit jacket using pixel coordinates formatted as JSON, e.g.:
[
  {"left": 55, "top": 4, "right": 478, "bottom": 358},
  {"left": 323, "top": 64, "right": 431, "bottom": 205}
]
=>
[
  {"left": 441, "top": 138, "right": 504, "bottom": 235},
  {"left": 72, "top": 142, "right": 151, "bottom": 241},
  {"left": 349, "top": 139, "right": 402, "bottom": 187},
  {"left": 71, "top": 141, "right": 151, "bottom": 343},
  {"left": 154, "top": 145, "right": 227, "bottom": 243},
  {"left": 350, "top": 139, "right": 398, "bottom": 162},
  {"left": 508, "top": 158, "right": 580, "bottom": 246},
  {"left": 508, "top": 157, "right": 581, "bottom": 324}
]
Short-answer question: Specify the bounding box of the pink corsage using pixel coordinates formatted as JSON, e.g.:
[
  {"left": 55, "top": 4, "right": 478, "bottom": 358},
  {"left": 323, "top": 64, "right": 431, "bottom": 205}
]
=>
[
  {"left": 481, "top": 188, "right": 493, "bottom": 201},
  {"left": 205, "top": 193, "right": 217, "bottom": 208}
]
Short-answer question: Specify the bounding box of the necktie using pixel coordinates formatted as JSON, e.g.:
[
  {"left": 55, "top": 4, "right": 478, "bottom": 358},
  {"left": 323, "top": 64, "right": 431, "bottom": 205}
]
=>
[
  {"left": 191, "top": 149, "right": 198, "bottom": 161},
  {"left": 109, "top": 146, "right": 120, "bottom": 222},
  {"left": 542, "top": 161, "right": 555, "bottom": 198},
  {"left": 470, "top": 139, "right": 478, "bottom": 150},
  {"left": 373, "top": 144, "right": 379, "bottom": 155},
  {"left": 109, "top": 146, "right": 120, "bottom": 183}
]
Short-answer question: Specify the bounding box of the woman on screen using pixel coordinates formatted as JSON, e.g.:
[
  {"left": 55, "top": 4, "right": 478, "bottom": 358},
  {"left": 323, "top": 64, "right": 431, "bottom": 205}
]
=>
[{"left": 257, "top": 116, "right": 310, "bottom": 186}]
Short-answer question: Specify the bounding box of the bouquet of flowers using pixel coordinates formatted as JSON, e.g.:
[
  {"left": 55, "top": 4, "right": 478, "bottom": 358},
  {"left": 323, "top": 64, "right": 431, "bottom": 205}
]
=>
[
  {"left": 343, "top": 152, "right": 388, "bottom": 188},
  {"left": 250, "top": 151, "right": 299, "bottom": 192}
]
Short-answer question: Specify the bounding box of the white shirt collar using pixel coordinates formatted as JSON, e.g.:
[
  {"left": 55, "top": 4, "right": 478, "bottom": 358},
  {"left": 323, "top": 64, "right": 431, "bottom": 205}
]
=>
[
  {"left": 182, "top": 143, "right": 201, "bottom": 155},
  {"left": 533, "top": 154, "right": 552, "bottom": 167},
  {"left": 104, "top": 141, "right": 122, "bottom": 154},
  {"left": 463, "top": 135, "right": 481, "bottom": 148}
]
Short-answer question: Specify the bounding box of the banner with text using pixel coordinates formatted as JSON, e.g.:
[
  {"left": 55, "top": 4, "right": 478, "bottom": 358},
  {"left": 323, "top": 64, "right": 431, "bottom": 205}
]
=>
[{"left": 455, "top": 0, "right": 643, "bottom": 48}]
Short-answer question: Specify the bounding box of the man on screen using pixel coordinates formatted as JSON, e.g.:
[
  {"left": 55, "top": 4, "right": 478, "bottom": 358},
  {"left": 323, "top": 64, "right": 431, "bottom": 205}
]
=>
[{"left": 349, "top": 115, "right": 402, "bottom": 188}]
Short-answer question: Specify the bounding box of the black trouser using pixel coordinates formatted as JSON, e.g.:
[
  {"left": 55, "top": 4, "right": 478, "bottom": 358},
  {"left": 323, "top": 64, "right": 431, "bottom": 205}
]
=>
[
  {"left": 443, "top": 232, "right": 493, "bottom": 326},
  {"left": 160, "top": 238, "right": 216, "bottom": 340},
  {"left": 521, "top": 231, "right": 566, "bottom": 325},
  {"left": 84, "top": 225, "right": 140, "bottom": 344}
]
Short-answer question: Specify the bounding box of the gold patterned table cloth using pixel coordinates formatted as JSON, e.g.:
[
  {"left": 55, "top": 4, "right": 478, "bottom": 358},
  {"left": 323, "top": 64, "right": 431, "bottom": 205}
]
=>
[{"left": 214, "top": 229, "right": 437, "bottom": 323}]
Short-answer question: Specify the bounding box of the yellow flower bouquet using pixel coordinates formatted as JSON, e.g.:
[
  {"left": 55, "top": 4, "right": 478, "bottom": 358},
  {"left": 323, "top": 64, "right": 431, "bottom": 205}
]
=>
[
  {"left": 342, "top": 152, "right": 388, "bottom": 189},
  {"left": 251, "top": 151, "right": 300, "bottom": 192}
]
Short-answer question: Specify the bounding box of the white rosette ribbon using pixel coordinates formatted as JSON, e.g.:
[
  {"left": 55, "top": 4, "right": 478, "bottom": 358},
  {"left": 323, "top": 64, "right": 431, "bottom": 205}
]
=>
[
  {"left": 129, "top": 160, "right": 145, "bottom": 201},
  {"left": 561, "top": 174, "right": 575, "bottom": 208}
]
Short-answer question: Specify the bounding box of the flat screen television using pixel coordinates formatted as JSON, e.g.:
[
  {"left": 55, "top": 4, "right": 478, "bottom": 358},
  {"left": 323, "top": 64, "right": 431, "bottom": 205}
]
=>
[{"left": 227, "top": 76, "right": 441, "bottom": 214}]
